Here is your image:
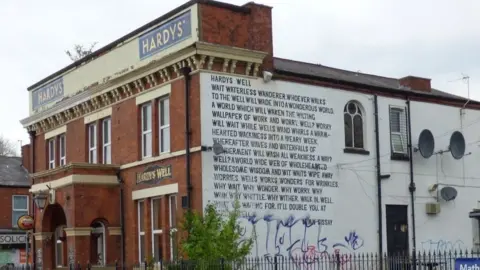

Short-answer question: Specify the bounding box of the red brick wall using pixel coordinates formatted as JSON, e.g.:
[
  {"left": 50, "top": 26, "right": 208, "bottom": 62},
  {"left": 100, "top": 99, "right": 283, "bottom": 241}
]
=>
[
  {"left": 21, "top": 144, "right": 30, "bottom": 173},
  {"left": 199, "top": 2, "right": 273, "bottom": 70},
  {"left": 0, "top": 187, "right": 30, "bottom": 228}
]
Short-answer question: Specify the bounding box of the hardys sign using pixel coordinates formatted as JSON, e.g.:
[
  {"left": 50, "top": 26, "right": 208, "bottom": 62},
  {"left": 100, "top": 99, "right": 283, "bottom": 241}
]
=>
[
  {"left": 0, "top": 234, "right": 27, "bottom": 245},
  {"left": 31, "top": 77, "right": 64, "bottom": 110},
  {"left": 136, "top": 165, "right": 172, "bottom": 185},
  {"left": 138, "top": 10, "right": 192, "bottom": 60}
]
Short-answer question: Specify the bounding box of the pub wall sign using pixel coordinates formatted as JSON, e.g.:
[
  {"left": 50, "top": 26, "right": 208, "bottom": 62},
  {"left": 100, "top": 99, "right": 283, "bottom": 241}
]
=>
[{"left": 136, "top": 164, "right": 172, "bottom": 185}]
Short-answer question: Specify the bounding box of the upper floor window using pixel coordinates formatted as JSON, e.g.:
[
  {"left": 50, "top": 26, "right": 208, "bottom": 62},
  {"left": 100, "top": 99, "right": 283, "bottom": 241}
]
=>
[
  {"left": 12, "top": 195, "right": 28, "bottom": 227},
  {"left": 59, "top": 134, "right": 66, "bottom": 166},
  {"left": 48, "top": 138, "right": 55, "bottom": 169},
  {"left": 141, "top": 103, "right": 152, "bottom": 158},
  {"left": 88, "top": 123, "right": 97, "bottom": 163},
  {"left": 159, "top": 97, "right": 170, "bottom": 153},
  {"left": 344, "top": 101, "right": 364, "bottom": 149},
  {"left": 102, "top": 118, "right": 112, "bottom": 164},
  {"left": 389, "top": 106, "right": 408, "bottom": 156}
]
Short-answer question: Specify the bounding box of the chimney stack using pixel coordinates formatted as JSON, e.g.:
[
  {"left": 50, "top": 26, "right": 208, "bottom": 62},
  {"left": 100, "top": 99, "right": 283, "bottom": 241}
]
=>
[{"left": 399, "top": 76, "right": 431, "bottom": 92}]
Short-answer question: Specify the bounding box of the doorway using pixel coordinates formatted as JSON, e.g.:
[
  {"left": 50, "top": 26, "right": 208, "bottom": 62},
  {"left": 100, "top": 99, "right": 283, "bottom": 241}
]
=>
[{"left": 386, "top": 204, "right": 409, "bottom": 255}]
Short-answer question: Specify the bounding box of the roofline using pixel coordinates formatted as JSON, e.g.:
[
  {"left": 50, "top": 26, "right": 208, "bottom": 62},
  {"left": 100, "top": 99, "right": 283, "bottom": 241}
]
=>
[
  {"left": 0, "top": 184, "right": 30, "bottom": 188},
  {"left": 274, "top": 68, "right": 480, "bottom": 106},
  {"left": 27, "top": 0, "right": 251, "bottom": 91}
]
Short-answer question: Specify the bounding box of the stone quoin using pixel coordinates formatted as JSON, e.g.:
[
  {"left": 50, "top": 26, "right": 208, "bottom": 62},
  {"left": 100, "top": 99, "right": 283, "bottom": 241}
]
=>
[{"left": 19, "top": 0, "right": 480, "bottom": 269}]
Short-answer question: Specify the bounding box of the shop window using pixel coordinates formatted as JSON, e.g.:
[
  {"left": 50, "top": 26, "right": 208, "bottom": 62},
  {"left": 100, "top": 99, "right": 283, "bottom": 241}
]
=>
[
  {"left": 91, "top": 221, "right": 106, "bottom": 265},
  {"left": 88, "top": 123, "right": 97, "bottom": 163},
  {"left": 48, "top": 138, "right": 55, "bottom": 169},
  {"left": 158, "top": 97, "right": 170, "bottom": 153},
  {"left": 55, "top": 225, "right": 66, "bottom": 267},
  {"left": 12, "top": 195, "right": 28, "bottom": 227},
  {"left": 169, "top": 195, "right": 177, "bottom": 260},
  {"left": 151, "top": 198, "right": 162, "bottom": 261},
  {"left": 141, "top": 103, "right": 152, "bottom": 159},
  {"left": 138, "top": 200, "right": 145, "bottom": 262},
  {"left": 59, "top": 134, "right": 66, "bottom": 166},
  {"left": 102, "top": 118, "right": 112, "bottom": 164}
]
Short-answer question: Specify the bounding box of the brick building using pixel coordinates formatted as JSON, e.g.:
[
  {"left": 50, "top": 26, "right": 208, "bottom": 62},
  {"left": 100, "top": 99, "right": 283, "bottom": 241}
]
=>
[
  {"left": 0, "top": 156, "right": 30, "bottom": 265},
  {"left": 20, "top": 0, "right": 480, "bottom": 269}
]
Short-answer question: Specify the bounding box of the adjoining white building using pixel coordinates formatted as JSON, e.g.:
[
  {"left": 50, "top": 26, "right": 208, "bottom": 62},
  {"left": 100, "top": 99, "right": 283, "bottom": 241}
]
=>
[{"left": 200, "top": 58, "right": 480, "bottom": 260}]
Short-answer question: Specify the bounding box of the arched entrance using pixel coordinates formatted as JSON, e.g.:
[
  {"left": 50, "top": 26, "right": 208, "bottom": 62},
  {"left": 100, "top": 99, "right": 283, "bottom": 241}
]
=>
[{"left": 41, "top": 203, "right": 68, "bottom": 269}]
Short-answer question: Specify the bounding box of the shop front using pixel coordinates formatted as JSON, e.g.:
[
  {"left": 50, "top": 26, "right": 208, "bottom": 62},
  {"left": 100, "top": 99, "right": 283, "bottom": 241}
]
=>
[{"left": 0, "top": 233, "right": 31, "bottom": 265}]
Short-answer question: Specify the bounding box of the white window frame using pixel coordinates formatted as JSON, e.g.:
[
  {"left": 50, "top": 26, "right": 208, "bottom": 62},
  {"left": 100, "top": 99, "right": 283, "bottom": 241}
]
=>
[
  {"left": 12, "top": 195, "right": 29, "bottom": 228},
  {"left": 158, "top": 97, "right": 170, "bottom": 153},
  {"left": 92, "top": 221, "right": 106, "bottom": 266},
  {"left": 88, "top": 123, "right": 97, "bottom": 163},
  {"left": 389, "top": 106, "right": 408, "bottom": 154},
  {"left": 48, "top": 138, "right": 55, "bottom": 169},
  {"left": 138, "top": 200, "right": 145, "bottom": 263},
  {"left": 141, "top": 103, "right": 152, "bottom": 158},
  {"left": 59, "top": 134, "right": 66, "bottom": 166},
  {"left": 151, "top": 197, "right": 163, "bottom": 261},
  {"left": 102, "top": 118, "right": 112, "bottom": 164},
  {"left": 169, "top": 195, "right": 177, "bottom": 260}
]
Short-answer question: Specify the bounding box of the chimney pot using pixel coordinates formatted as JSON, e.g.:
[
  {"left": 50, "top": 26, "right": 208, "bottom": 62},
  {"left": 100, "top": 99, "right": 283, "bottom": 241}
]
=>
[{"left": 399, "top": 76, "right": 431, "bottom": 92}]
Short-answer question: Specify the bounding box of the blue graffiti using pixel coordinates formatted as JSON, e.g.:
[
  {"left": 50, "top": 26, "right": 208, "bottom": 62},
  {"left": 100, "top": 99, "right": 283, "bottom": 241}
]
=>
[
  {"left": 332, "top": 231, "right": 365, "bottom": 251},
  {"left": 239, "top": 213, "right": 364, "bottom": 264}
]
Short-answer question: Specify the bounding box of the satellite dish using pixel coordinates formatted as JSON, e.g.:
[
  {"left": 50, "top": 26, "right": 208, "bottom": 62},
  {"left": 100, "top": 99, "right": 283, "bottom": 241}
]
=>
[
  {"left": 440, "top": 186, "right": 458, "bottom": 201},
  {"left": 212, "top": 141, "right": 226, "bottom": 155},
  {"left": 417, "top": 129, "right": 435, "bottom": 158},
  {"left": 449, "top": 131, "right": 466, "bottom": 160}
]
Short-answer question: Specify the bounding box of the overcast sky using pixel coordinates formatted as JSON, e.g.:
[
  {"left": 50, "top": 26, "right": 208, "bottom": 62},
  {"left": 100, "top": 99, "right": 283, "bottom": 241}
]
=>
[{"left": 2, "top": 0, "right": 480, "bottom": 150}]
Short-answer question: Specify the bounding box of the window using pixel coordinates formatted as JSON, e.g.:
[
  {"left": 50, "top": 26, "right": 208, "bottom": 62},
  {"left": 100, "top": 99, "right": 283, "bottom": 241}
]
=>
[
  {"left": 344, "top": 101, "right": 364, "bottom": 149},
  {"left": 169, "top": 195, "right": 177, "bottom": 260},
  {"left": 88, "top": 123, "right": 97, "bottom": 163},
  {"left": 141, "top": 103, "right": 152, "bottom": 158},
  {"left": 389, "top": 106, "right": 408, "bottom": 155},
  {"left": 151, "top": 198, "right": 162, "bottom": 261},
  {"left": 159, "top": 97, "right": 170, "bottom": 153},
  {"left": 91, "top": 222, "right": 106, "bottom": 265},
  {"left": 48, "top": 138, "right": 55, "bottom": 169},
  {"left": 138, "top": 200, "right": 145, "bottom": 263},
  {"left": 55, "top": 225, "right": 66, "bottom": 267},
  {"left": 59, "top": 134, "right": 66, "bottom": 166},
  {"left": 102, "top": 118, "right": 112, "bottom": 164},
  {"left": 12, "top": 195, "right": 28, "bottom": 227}
]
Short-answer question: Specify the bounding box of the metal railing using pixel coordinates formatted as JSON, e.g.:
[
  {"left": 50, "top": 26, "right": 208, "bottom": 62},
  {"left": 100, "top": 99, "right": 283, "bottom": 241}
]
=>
[{"left": 5, "top": 250, "right": 480, "bottom": 270}]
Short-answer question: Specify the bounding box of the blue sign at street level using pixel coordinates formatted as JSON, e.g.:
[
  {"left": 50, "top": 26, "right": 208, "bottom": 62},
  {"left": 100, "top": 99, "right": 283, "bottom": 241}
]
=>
[{"left": 456, "top": 258, "right": 480, "bottom": 270}]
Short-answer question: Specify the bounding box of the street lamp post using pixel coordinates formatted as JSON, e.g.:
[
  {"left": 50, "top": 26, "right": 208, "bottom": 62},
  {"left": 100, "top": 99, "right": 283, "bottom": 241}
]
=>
[{"left": 33, "top": 192, "right": 49, "bottom": 212}]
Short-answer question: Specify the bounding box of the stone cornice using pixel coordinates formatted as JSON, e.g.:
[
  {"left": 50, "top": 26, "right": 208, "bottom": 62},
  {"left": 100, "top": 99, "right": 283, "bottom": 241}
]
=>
[
  {"left": 21, "top": 42, "right": 268, "bottom": 134},
  {"left": 30, "top": 162, "right": 120, "bottom": 179}
]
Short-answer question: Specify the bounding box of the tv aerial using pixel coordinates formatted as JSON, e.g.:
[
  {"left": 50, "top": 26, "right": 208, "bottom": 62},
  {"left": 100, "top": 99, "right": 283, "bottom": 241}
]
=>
[
  {"left": 414, "top": 129, "right": 435, "bottom": 158},
  {"left": 449, "top": 131, "right": 466, "bottom": 160}
]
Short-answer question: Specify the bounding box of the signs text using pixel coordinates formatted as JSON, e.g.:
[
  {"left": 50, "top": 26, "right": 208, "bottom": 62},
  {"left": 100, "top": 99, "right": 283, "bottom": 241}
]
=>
[
  {"left": 31, "top": 78, "right": 64, "bottom": 110},
  {"left": 136, "top": 165, "right": 172, "bottom": 185}
]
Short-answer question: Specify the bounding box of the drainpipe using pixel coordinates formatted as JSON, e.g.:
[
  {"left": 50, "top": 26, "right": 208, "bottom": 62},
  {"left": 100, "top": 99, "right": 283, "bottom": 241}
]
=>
[
  {"left": 28, "top": 131, "right": 36, "bottom": 269},
  {"left": 181, "top": 67, "right": 193, "bottom": 209},
  {"left": 406, "top": 99, "right": 417, "bottom": 269},
  {"left": 116, "top": 171, "right": 126, "bottom": 269},
  {"left": 373, "top": 96, "right": 383, "bottom": 260}
]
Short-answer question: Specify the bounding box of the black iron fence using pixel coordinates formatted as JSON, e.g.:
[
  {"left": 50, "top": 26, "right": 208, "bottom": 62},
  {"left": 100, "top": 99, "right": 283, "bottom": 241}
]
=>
[{"left": 4, "top": 250, "right": 480, "bottom": 269}]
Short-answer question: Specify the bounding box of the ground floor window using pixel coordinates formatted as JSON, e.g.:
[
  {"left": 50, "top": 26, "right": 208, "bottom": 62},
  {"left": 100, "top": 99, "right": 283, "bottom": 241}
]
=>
[
  {"left": 55, "top": 225, "right": 66, "bottom": 267},
  {"left": 91, "top": 221, "right": 106, "bottom": 265},
  {"left": 138, "top": 200, "right": 145, "bottom": 263},
  {"left": 151, "top": 197, "right": 162, "bottom": 261},
  {"left": 169, "top": 195, "right": 177, "bottom": 260}
]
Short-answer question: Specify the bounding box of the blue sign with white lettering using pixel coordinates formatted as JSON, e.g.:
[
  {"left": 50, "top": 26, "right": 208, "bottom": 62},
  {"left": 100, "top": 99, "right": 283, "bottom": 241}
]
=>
[
  {"left": 31, "top": 77, "right": 64, "bottom": 110},
  {"left": 455, "top": 258, "right": 480, "bottom": 270},
  {"left": 138, "top": 10, "right": 192, "bottom": 60}
]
